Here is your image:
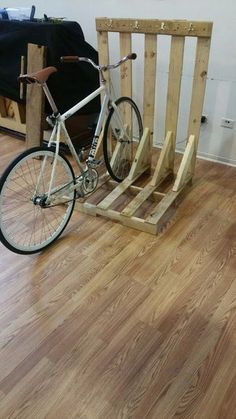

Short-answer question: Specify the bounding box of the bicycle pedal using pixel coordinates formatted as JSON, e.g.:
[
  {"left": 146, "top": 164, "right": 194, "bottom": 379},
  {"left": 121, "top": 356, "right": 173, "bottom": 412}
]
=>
[{"left": 76, "top": 191, "right": 84, "bottom": 199}]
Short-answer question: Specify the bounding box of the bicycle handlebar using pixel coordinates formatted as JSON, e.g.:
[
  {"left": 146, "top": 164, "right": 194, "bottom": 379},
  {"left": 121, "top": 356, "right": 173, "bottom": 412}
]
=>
[{"left": 60, "top": 53, "right": 137, "bottom": 71}]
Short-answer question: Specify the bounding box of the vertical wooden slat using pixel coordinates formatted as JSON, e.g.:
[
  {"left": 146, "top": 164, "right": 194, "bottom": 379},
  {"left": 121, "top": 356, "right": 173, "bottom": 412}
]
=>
[
  {"left": 26, "top": 43, "right": 46, "bottom": 148},
  {"left": 97, "top": 31, "right": 110, "bottom": 68},
  {"left": 97, "top": 30, "right": 110, "bottom": 93},
  {"left": 95, "top": 31, "right": 110, "bottom": 158},
  {"left": 165, "top": 36, "right": 185, "bottom": 141},
  {"left": 143, "top": 34, "right": 157, "bottom": 143},
  {"left": 187, "top": 37, "right": 211, "bottom": 172},
  {"left": 119, "top": 33, "right": 132, "bottom": 139},
  {"left": 164, "top": 36, "right": 185, "bottom": 171},
  {"left": 120, "top": 33, "right": 132, "bottom": 97}
]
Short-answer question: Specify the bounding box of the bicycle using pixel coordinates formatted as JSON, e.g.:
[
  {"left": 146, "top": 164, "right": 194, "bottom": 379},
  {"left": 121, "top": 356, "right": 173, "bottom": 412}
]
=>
[{"left": 0, "top": 53, "right": 143, "bottom": 254}]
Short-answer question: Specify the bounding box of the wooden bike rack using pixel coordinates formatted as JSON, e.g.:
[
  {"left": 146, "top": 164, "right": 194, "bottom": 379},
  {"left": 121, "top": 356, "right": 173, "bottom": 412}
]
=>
[{"left": 78, "top": 17, "right": 213, "bottom": 234}]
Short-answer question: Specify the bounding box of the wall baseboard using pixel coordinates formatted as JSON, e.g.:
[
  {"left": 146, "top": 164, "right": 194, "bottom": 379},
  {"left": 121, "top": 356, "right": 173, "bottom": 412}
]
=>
[
  {"left": 194, "top": 151, "right": 236, "bottom": 168},
  {"left": 178, "top": 147, "right": 236, "bottom": 168},
  {"left": 154, "top": 143, "right": 236, "bottom": 168}
]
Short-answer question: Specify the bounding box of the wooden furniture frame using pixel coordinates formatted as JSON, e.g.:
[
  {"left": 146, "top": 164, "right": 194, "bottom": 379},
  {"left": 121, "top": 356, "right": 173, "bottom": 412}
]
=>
[
  {"left": 0, "top": 97, "right": 26, "bottom": 134},
  {"left": 0, "top": 44, "right": 46, "bottom": 143},
  {"left": 25, "top": 44, "right": 47, "bottom": 148},
  {"left": 78, "top": 17, "right": 213, "bottom": 234}
]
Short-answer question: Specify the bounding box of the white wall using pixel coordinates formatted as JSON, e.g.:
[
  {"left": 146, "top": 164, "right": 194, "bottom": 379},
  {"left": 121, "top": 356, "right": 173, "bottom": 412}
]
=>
[{"left": 6, "top": 0, "right": 236, "bottom": 165}]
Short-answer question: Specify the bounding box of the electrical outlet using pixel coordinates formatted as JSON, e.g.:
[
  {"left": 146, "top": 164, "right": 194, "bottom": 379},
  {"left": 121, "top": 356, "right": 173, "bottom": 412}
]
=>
[
  {"left": 221, "top": 118, "right": 235, "bottom": 129},
  {"left": 201, "top": 114, "right": 208, "bottom": 124}
]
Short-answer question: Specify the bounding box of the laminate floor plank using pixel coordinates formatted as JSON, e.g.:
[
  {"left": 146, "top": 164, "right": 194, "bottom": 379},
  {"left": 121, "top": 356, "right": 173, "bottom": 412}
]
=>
[{"left": 0, "top": 134, "right": 236, "bottom": 418}]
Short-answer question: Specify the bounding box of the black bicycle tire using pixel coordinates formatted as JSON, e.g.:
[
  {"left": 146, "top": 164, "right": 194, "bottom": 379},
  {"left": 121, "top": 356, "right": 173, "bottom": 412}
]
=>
[
  {"left": 103, "top": 96, "right": 143, "bottom": 182},
  {"left": 0, "top": 146, "right": 76, "bottom": 254}
]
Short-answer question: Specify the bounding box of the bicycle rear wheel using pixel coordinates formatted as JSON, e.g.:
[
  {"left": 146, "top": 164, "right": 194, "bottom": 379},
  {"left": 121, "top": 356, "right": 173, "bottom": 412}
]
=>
[
  {"left": 103, "top": 96, "right": 143, "bottom": 182},
  {"left": 0, "top": 146, "right": 76, "bottom": 254}
]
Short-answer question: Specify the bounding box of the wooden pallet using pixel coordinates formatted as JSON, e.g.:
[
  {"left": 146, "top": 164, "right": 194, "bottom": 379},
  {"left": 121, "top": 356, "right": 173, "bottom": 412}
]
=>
[{"left": 78, "top": 17, "right": 213, "bottom": 234}]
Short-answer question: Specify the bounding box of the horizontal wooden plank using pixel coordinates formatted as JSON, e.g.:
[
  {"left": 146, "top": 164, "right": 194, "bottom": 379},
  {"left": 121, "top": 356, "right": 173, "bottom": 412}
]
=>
[
  {"left": 96, "top": 18, "right": 213, "bottom": 38},
  {"left": 145, "top": 189, "right": 180, "bottom": 227},
  {"left": 121, "top": 184, "right": 159, "bottom": 217},
  {"left": 0, "top": 115, "right": 26, "bottom": 134},
  {"left": 79, "top": 202, "right": 157, "bottom": 234},
  {"left": 97, "top": 178, "right": 134, "bottom": 210}
]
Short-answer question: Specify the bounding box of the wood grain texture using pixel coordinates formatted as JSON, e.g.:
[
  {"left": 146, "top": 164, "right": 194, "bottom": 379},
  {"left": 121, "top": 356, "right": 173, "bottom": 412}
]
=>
[
  {"left": 165, "top": 36, "right": 185, "bottom": 169},
  {"left": 96, "top": 18, "right": 213, "bottom": 38},
  {"left": 120, "top": 32, "right": 132, "bottom": 98},
  {"left": 93, "top": 19, "right": 212, "bottom": 235},
  {"left": 25, "top": 43, "right": 46, "bottom": 148},
  {"left": 0, "top": 134, "right": 236, "bottom": 418},
  {"left": 143, "top": 34, "right": 157, "bottom": 140}
]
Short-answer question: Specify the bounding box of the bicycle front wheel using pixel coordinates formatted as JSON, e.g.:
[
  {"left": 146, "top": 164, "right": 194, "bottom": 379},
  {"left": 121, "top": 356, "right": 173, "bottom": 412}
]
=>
[
  {"left": 0, "top": 147, "right": 76, "bottom": 254},
  {"left": 103, "top": 96, "right": 143, "bottom": 182}
]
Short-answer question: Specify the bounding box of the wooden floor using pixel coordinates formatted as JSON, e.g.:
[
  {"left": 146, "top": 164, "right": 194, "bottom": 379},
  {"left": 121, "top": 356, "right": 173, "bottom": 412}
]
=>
[{"left": 0, "top": 133, "right": 236, "bottom": 419}]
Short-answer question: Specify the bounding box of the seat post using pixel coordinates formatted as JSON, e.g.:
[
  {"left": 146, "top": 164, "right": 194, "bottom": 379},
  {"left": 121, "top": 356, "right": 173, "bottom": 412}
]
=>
[{"left": 42, "top": 83, "right": 59, "bottom": 115}]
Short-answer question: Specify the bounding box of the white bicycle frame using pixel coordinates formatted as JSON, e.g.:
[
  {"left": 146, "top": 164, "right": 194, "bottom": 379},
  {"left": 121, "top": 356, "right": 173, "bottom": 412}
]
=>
[
  {"left": 32, "top": 53, "right": 139, "bottom": 203},
  {"left": 41, "top": 79, "right": 129, "bottom": 201}
]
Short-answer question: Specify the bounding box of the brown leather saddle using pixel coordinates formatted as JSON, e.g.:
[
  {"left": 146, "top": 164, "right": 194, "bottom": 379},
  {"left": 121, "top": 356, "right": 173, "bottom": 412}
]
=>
[{"left": 18, "top": 66, "right": 57, "bottom": 84}]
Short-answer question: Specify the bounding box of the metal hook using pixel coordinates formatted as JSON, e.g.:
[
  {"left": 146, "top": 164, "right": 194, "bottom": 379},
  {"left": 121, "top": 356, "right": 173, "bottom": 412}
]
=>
[
  {"left": 107, "top": 19, "right": 113, "bottom": 28},
  {"left": 188, "top": 23, "right": 194, "bottom": 32},
  {"left": 161, "top": 22, "right": 166, "bottom": 31}
]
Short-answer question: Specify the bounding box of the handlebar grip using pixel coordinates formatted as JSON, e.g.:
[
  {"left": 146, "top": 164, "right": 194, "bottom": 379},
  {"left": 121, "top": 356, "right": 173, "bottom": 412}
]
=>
[
  {"left": 128, "top": 53, "right": 137, "bottom": 60},
  {"left": 60, "top": 56, "right": 79, "bottom": 63}
]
